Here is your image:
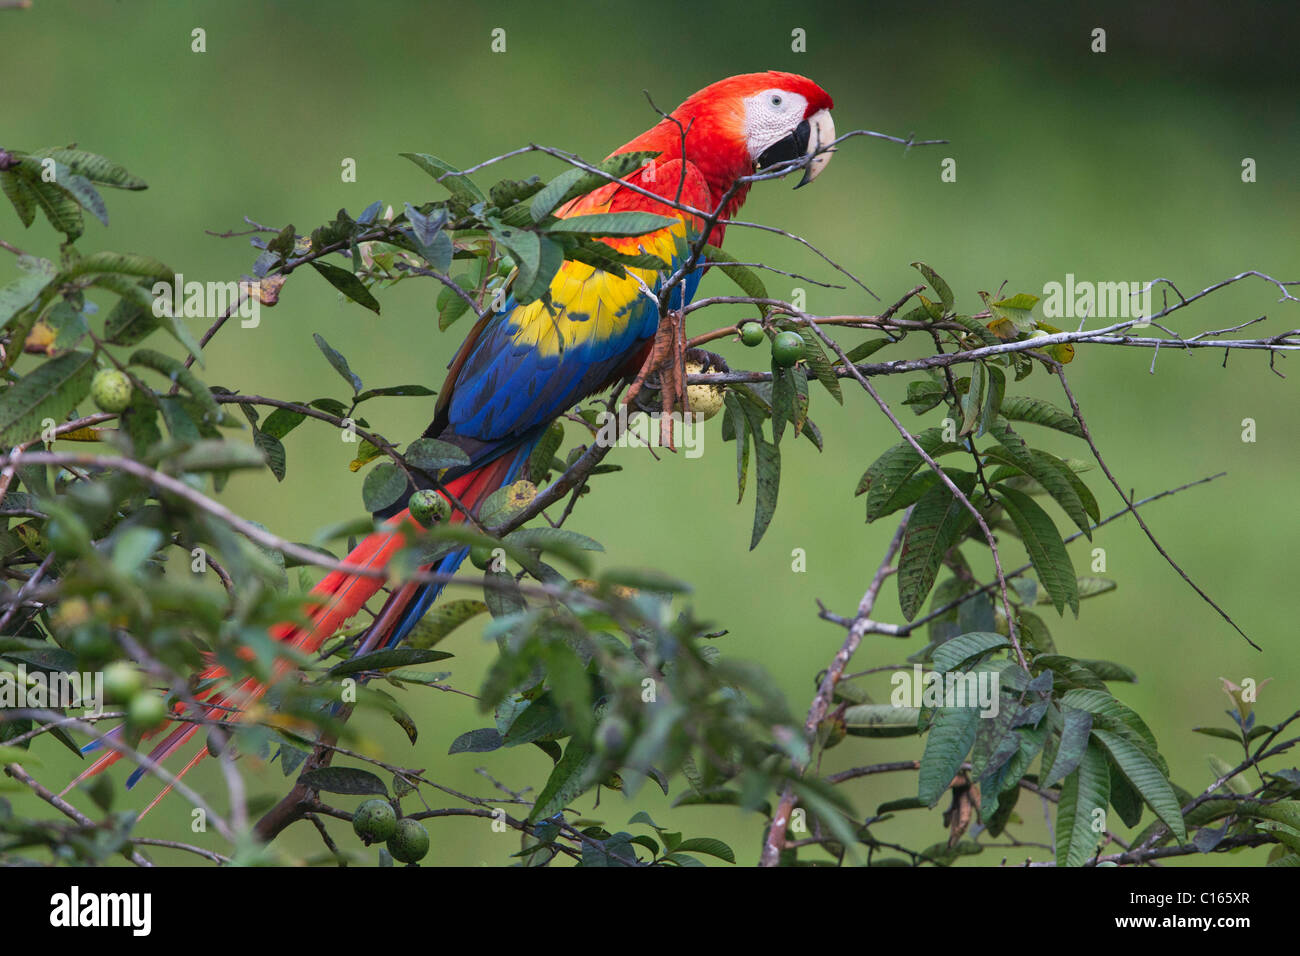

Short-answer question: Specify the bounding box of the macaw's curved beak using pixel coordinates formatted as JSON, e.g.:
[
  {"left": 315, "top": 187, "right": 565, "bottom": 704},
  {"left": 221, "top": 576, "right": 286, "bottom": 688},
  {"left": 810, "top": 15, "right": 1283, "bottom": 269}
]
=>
[{"left": 755, "top": 108, "right": 836, "bottom": 189}]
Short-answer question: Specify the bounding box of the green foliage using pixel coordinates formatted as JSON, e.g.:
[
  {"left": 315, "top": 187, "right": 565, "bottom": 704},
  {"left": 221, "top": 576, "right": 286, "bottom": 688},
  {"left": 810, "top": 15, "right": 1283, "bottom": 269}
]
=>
[{"left": 0, "top": 142, "right": 1290, "bottom": 874}]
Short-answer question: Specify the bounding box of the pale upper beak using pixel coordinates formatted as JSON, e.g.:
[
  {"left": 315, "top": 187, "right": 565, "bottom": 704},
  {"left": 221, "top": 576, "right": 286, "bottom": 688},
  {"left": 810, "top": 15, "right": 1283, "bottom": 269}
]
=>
[
  {"left": 797, "top": 108, "right": 835, "bottom": 188},
  {"left": 754, "top": 108, "right": 836, "bottom": 188}
]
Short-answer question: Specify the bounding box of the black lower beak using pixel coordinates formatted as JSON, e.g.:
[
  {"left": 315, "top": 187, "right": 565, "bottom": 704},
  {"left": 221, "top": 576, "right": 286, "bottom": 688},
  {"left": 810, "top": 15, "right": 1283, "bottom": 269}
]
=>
[{"left": 755, "top": 119, "right": 811, "bottom": 182}]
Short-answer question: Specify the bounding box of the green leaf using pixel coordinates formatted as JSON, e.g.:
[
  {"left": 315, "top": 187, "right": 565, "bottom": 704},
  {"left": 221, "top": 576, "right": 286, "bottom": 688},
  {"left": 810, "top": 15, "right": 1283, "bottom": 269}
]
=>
[
  {"left": 404, "top": 437, "right": 470, "bottom": 471},
  {"left": 0, "top": 256, "right": 56, "bottom": 331},
  {"left": 547, "top": 212, "right": 677, "bottom": 237},
  {"left": 129, "top": 349, "right": 222, "bottom": 423},
  {"left": 0, "top": 169, "right": 37, "bottom": 227},
  {"left": 979, "top": 365, "right": 1006, "bottom": 437},
  {"left": 897, "top": 471, "right": 977, "bottom": 620},
  {"left": 844, "top": 704, "right": 922, "bottom": 737},
  {"left": 505, "top": 527, "right": 603, "bottom": 569},
  {"left": 408, "top": 599, "right": 488, "bottom": 648},
  {"left": 310, "top": 260, "right": 380, "bottom": 314},
  {"left": 327, "top": 647, "right": 453, "bottom": 677},
  {"left": 843, "top": 337, "right": 892, "bottom": 365},
  {"left": 17, "top": 157, "right": 107, "bottom": 226},
  {"left": 312, "top": 332, "right": 362, "bottom": 393},
  {"left": 298, "top": 767, "right": 388, "bottom": 796},
  {"left": 529, "top": 738, "right": 599, "bottom": 821},
  {"left": 1055, "top": 742, "right": 1110, "bottom": 866},
  {"left": 437, "top": 275, "right": 476, "bottom": 330},
  {"left": 361, "top": 461, "right": 407, "bottom": 512},
  {"left": 528, "top": 421, "right": 564, "bottom": 484},
  {"left": 700, "top": 243, "right": 770, "bottom": 316},
  {"left": 996, "top": 484, "right": 1079, "bottom": 615},
  {"left": 449, "top": 728, "right": 504, "bottom": 754},
  {"left": 21, "top": 172, "right": 84, "bottom": 237},
  {"left": 261, "top": 407, "right": 306, "bottom": 440},
  {"left": 749, "top": 435, "right": 780, "bottom": 550},
  {"left": 30, "top": 148, "right": 147, "bottom": 190},
  {"left": 171, "top": 440, "right": 267, "bottom": 472},
  {"left": 399, "top": 152, "right": 486, "bottom": 204},
  {"left": 910, "top": 261, "right": 954, "bottom": 312},
  {"left": 998, "top": 395, "right": 1084, "bottom": 439},
  {"left": 931, "top": 631, "right": 1009, "bottom": 673},
  {"left": 959, "top": 362, "right": 986, "bottom": 437},
  {"left": 354, "top": 384, "right": 436, "bottom": 403},
  {"left": 918, "top": 706, "right": 980, "bottom": 806},
  {"left": 1060, "top": 688, "right": 1159, "bottom": 752},
  {"left": 1042, "top": 705, "right": 1093, "bottom": 788},
  {"left": 0, "top": 349, "right": 95, "bottom": 445},
  {"left": 253, "top": 429, "right": 286, "bottom": 481},
  {"left": 672, "top": 837, "right": 736, "bottom": 863},
  {"left": 985, "top": 440, "right": 1092, "bottom": 539},
  {"left": 948, "top": 313, "right": 1002, "bottom": 349},
  {"left": 858, "top": 427, "right": 964, "bottom": 522},
  {"left": 60, "top": 251, "right": 173, "bottom": 283},
  {"left": 1091, "top": 728, "right": 1186, "bottom": 842},
  {"left": 527, "top": 151, "right": 658, "bottom": 223}
]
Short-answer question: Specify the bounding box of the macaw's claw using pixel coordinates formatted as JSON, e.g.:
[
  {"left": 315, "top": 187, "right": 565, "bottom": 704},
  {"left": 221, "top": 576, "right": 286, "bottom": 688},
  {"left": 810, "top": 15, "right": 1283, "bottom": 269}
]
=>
[{"left": 684, "top": 348, "right": 730, "bottom": 374}]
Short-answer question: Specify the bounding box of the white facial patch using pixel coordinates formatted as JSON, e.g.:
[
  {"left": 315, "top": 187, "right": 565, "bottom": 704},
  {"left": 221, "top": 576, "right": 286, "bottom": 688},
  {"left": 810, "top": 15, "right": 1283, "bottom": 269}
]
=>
[{"left": 742, "top": 88, "right": 810, "bottom": 159}]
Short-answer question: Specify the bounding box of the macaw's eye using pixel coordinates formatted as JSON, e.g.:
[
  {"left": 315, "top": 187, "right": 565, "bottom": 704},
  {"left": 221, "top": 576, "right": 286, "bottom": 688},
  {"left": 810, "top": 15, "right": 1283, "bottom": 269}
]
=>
[{"left": 771, "top": 95, "right": 783, "bottom": 107}]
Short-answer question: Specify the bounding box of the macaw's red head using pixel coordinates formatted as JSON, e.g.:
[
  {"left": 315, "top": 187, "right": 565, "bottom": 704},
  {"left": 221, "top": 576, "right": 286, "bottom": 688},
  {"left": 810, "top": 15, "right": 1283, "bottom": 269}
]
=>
[{"left": 618, "top": 71, "right": 836, "bottom": 221}]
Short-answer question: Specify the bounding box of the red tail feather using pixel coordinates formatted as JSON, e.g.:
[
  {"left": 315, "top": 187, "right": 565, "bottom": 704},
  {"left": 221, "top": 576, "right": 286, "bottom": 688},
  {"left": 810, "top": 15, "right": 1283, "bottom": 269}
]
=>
[{"left": 67, "top": 453, "right": 522, "bottom": 810}]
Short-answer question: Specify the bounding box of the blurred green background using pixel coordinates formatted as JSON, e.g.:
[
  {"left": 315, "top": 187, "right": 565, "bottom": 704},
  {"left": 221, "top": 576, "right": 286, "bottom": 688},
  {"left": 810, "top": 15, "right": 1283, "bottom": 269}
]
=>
[{"left": 3, "top": 0, "right": 1296, "bottom": 865}]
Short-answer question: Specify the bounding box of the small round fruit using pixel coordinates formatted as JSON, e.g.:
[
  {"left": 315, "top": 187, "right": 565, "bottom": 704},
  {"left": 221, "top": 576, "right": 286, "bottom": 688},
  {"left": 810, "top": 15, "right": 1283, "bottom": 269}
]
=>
[
  {"left": 771, "top": 331, "right": 804, "bottom": 368},
  {"left": 102, "top": 662, "right": 144, "bottom": 703},
  {"left": 469, "top": 543, "right": 497, "bottom": 571},
  {"left": 683, "top": 360, "right": 725, "bottom": 421},
  {"left": 408, "top": 489, "right": 449, "bottom": 527},
  {"left": 387, "top": 817, "right": 430, "bottom": 863},
  {"left": 126, "top": 692, "right": 168, "bottom": 732},
  {"left": 91, "top": 369, "right": 133, "bottom": 414},
  {"left": 352, "top": 798, "right": 398, "bottom": 845},
  {"left": 70, "top": 626, "right": 115, "bottom": 664},
  {"left": 739, "top": 322, "right": 765, "bottom": 347}
]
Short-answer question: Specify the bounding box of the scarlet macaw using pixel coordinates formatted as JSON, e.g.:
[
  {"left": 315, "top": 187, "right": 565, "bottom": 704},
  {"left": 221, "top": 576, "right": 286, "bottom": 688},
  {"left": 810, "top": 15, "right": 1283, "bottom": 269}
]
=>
[{"left": 71, "top": 71, "right": 835, "bottom": 806}]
